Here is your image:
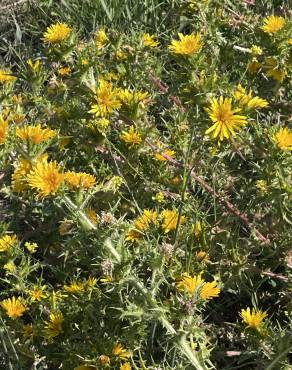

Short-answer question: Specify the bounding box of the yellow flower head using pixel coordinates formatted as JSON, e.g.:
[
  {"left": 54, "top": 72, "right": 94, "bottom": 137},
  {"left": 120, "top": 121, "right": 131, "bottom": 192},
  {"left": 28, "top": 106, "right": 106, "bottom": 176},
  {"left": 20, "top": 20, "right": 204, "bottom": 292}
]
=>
[
  {"left": 29, "top": 285, "right": 47, "bottom": 302},
  {"left": 153, "top": 142, "right": 175, "bottom": 162},
  {"left": 119, "top": 89, "right": 149, "bottom": 106},
  {"left": 160, "top": 209, "right": 186, "bottom": 233},
  {"left": 44, "top": 312, "right": 64, "bottom": 339},
  {"left": 126, "top": 210, "right": 158, "bottom": 242},
  {"left": 200, "top": 281, "right": 220, "bottom": 300},
  {"left": 16, "top": 124, "right": 56, "bottom": 144},
  {"left": 0, "top": 69, "right": 17, "bottom": 84},
  {"left": 99, "top": 355, "right": 110, "bottom": 365},
  {"left": 272, "top": 127, "right": 292, "bottom": 151},
  {"left": 89, "top": 80, "right": 121, "bottom": 117},
  {"left": 233, "top": 85, "right": 268, "bottom": 110},
  {"left": 25, "top": 241, "right": 39, "bottom": 253},
  {"left": 261, "top": 15, "right": 285, "bottom": 34},
  {"left": 3, "top": 261, "right": 16, "bottom": 273},
  {"left": 1, "top": 296, "right": 26, "bottom": 319},
  {"left": 176, "top": 274, "right": 204, "bottom": 295},
  {"left": 120, "top": 363, "right": 132, "bottom": 370},
  {"left": 65, "top": 171, "right": 96, "bottom": 189},
  {"left": 27, "top": 59, "right": 41, "bottom": 73},
  {"left": 112, "top": 343, "right": 131, "bottom": 360},
  {"left": 63, "top": 280, "right": 85, "bottom": 294},
  {"left": 120, "top": 126, "right": 142, "bottom": 147},
  {"left": 42, "top": 23, "right": 72, "bottom": 44},
  {"left": 250, "top": 45, "right": 262, "bottom": 56},
  {"left": 86, "top": 208, "right": 98, "bottom": 225},
  {"left": 58, "top": 66, "right": 72, "bottom": 77},
  {"left": 27, "top": 160, "right": 64, "bottom": 197},
  {"left": 125, "top": 229, "right": 142, "bottom": 243},
  {"left": 22, "top": 323, "right": 34, "bottom": 339},
  {"left": 168, "top": 33, "right": 202, "bottom": 56},
  {"left": 248, "top": 58, "right": 261, "bottom": 74},
  {"left": 205, "top": 97, "right": 247, "bottom": 141},
  {"left": 0, "top": 115, "right": 9, "bottom": 144},
  {"left": 96, "top": 29, "right": 108, "bottom": 49},
  {"left": 240, "top": 307, "right": 268, "bottom": 330},
  {"left": 142, "top": 33, "right": 159, "bottom": 48},
  {"left": 0, "top": 234, "right": 18, "bottom": 252}
]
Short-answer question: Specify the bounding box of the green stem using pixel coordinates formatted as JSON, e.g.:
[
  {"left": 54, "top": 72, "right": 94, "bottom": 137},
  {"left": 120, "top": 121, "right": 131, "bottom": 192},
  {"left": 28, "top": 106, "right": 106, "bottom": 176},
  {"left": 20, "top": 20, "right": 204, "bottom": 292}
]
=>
[{"left": 265, "top": 343, "right": 292, "bottom": 370}]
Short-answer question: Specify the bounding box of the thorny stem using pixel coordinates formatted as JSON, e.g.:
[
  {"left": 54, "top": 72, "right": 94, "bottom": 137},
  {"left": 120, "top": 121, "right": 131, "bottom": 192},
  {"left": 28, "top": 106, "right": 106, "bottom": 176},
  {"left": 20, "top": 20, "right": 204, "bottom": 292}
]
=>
[{"left": 125, "top": 277, "right": 209, "bottom": 370}]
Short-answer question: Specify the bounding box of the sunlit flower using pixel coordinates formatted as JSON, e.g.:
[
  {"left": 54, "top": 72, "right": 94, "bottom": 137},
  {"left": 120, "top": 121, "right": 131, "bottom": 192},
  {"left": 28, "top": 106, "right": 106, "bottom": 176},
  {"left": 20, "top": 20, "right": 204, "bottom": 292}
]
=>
[
  {"left": 126, "top": 210, "right": 158, "bottom": 242},
  {"left": 29, "top": 285, "right": 47, "bottom": 301},
  {"left": 168, "top": 33, "right": 202, "bottom": 55},
  {"left": 96, "top": 29, "right": 108, "bottom": 49},
  {"left": 233, "top": 85, "right": 268, "bottom": 110},
  {"left": 25, "top": 241, "right": 39, "bottom": 253},
  {"left": 272, "top": 127, "right": 292, "bottom": 151},
  {"left": 42, "top": 23, "right": 72, "bottom": 44},
  {"left": 16, "top": 124, "right": 56, "bottom": 144},
  {"left": 1, "top": 296, "right": 26, "bottom": 319},
  {"left": 264, "top": 57, "right": 286, "bottom": 82},
  {"left": 120, "top": 126, "right": 142, "bottom": 147},
  {"left": 193, "top": 221, "right": 202, "bottom": 237},
  {"left": 261, "top": 15, "right": 285, "bottom": 34},
  {"left": 250, "top": 45, "right": 262, "bottom": 56},
  {"left": 176, "top": 274, "right": 220, "bottom": 300},
  {"left": 0, "top": 234, "right": 18, "bottom": 252},
  {"left": 205, "top": 97, "right": 247, "bottom": 140},
  {"left": 142, "top": 33, "right": 159, "bottom": 47},
  {"left": 160, "top": 209, "right": 186, "bottom": 233},
  {"left": 27, "top": 160, "right": 64, "bottom": 197},
  {"left": 58, "top": 66, "right": 71, "bottom": 76},
  {"left": 0, "top": 69, "right": 17, "bottom": 84},
  {"left": 125, "top": 229, "right": 142, "bottom": 243},
  {"left": 65, "top": 171, "right": 96, "bottom": 189},
  {"left": 86, "top": 276, "right": 97, "bottom": 290},
  {"left": 89, "top": 80, "right": 121, "bottom": 117},
  {"left": 153, "top": 142, "right": 175, "bottom": 162},
  {"left": 119, "top": 89, "right": 149, "bottom": 106},
  {"left": 86, "top": 208, "right": 98, "bottom": 225},
  {"left": 27, "top": 59, "right": 41, "bottom": 73},
  {"left": 240, "top": 307, "right": 267, "bottom": 330},
  {"left": 22, "top": 323, "right": 34, "bottom": 339},
  {"left": 44, "top": 312, "right": 64, "bottom": 339},
  {"left": 114, "top": 50, "right": 127, "bottom": 61},
  {"left": 112, "top": 343, "right": 131, "bottom": 360},
  {"left": 200, "top": 281, "right": 220, "bottom": 300},
  {"left": 3, "top": 261, "right": 16, "bottom": 273},
  {"left": 195, "top": 250, "right": 208, "bottom": 262},
  {"left": 87, "top": 118, "right": 110, "bottom": 133},
  {"left": 120, "top": 363, "right": 131, "bottom": 370},
  {"left": 63, "top": 280, "right": 85, "bottom": 294},
  {"left": 0, "top": 115, "right": 9, "bottom": 144},
  {"left": 256, "top": 180, "right": 268, "bottom": 194}
]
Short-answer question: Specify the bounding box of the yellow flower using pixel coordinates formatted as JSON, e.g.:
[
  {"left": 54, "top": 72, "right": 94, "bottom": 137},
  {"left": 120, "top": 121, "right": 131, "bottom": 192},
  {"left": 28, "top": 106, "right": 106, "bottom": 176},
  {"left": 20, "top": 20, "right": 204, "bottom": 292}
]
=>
[
  {"left": 168, "top": 33, "right": 202, "bottom": 56},
  {"left": 86, "top": 208, "right": 98, "bottom": 225},
  {"left": 112, "top": 343, "right": 131, "bottom": 360},
  {"left": 44, "top": 312, "right": 64, "bottom": 339},
  {"left": 58, "top": 66, "right": 71, "bottom": 76},
  {"left": 115, "top": 50, "right": 127, "bottom": 61},
  {"left": 86, "top": 276, "right": 97, "bottom": 290},
  {"left": 12, "top": 158, "right": 32, "bottom": 192},
  {"left": 74, "top": 366, "right": 97, "bottom": 370},
  {"left": 99, "top": 355, "right": 110, "bottom": 365},
  {"left": 16, "top": 124, "right": 56, "bottom": 144},
  {"left": 250, "top": 45, "right": 262, "bottom": 56},
  {"left": 65, "top": 171, "right": 96, "bottom": 189},
  {"left": 176, "top": 274, "right": 204, "bottom": 295},
  {"left": 153, "top": 142, "right": 175, "bottom": 162},
  {"left": 3, "top": 261, "right": 16, "bottom": 273},
  {"left": 289, "top": 38, "right": 292, "bottom": 45},
  {"left": 142, "top": 33, "right": 159, "bottom": 48},
  {"left": 1, "top": 296, "right": 26, "bottom": 319},
  {"left": 160, "top": 209, "right": 186, "bottom": 233},
  {"left": 233, "top": 85, "right": 268, "bottom": 110},
  {"left": 0, "top": 69, "right": 17, "bottom": 84},
  {"left": 89, "top": 80, "right": 121, "bottom": 117},
  {"left": 205, "top": 97, "right": 247, "bottom": 141},
  {"left": 0, "top": 234, "right": 18, "bottom": 252},
  {"left": 240, "top": 307, "right": 267, "bottom": 330},
  {"left": 200, "top": 281, "right": 220, "bottom": 300},
  {"left": 125, "top": 229, "right": 142, "bottom": 243},
  {"left": 119, "top": 89, "right": 149, "bottom": 106},
  {"left": 42, "top": 23, "right": 72, "bottom": 44},
  {"left": 63, "top": 280, "right": 85, "bottom": 294},
  {"left": 120, "top": 126, "right": 142, "bottom": 147},
  {"left": 256, "top": 180, "right": 268, "bottom": 194},
  {"left": 87, "top": 118, "right": 110, "bottom": 133},
  {"left": 176, "top": 274, "right": 220, "bottom": 300},
  {"left": 193, "top": 221, "right": 202, "bottom": 237},
  {"left": 96, "top": 29, "right": 108, "bottom": 49},
  {"left": 0, "top": 115, "right": 9, "bottom": 144},
  {"left": 22, "top": 323, "right": 34, "bottom": 339},
  {"left": 27, "top": 59, "right": 41, "bottom": 73},
  {"left": 126, "top": 210, "right": 158, "bottom": 242},
  {"left": 264, "top": 57, "right": 286, "bottom": 82},
  {"left": 27, "top": 160, "right": 64, "bottom": 197},
  {"left": 272, "top": 127, "right": 292, "bottom": 151},
  {"left": 120, "top": 363, "right": 131, "bottom": 370},
  {"left": 261, "top": 15, "right": 285, "bottom": 34},
  {"left": 29, "top": 285, "right": 47, "bottom": 301},
  {"left": 25, "top": 241, "right": 39, "bottom": 253},
  {"left": 195, "top": 250, "right": 208, "bottom": 262}
]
